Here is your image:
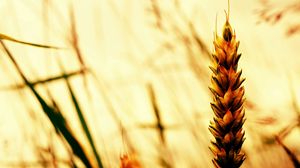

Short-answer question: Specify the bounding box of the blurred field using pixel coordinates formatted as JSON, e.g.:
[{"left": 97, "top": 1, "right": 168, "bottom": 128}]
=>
[{"left": 0, "top": 0, "right": 299, "bottom": 167}]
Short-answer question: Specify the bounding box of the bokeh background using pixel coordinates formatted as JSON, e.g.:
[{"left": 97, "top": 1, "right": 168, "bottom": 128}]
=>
[{"left": 0, "top": 0, "right": 299, "bottom": 167}]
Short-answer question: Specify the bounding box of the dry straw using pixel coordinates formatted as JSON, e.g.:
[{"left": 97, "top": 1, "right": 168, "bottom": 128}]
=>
[
  {"left": 0, "top": 33, "right": 60, "bottom": 49},
  {"left": 208, "top": 1, "right": 246, "bottom": 168}
]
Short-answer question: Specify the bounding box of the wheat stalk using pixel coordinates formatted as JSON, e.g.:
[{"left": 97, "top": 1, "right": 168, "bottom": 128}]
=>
[{"left": 208, "top": 2, "right": 246, "bottom": 168}]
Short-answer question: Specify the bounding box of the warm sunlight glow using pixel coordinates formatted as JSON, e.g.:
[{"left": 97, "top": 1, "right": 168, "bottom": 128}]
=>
[{"left": 0, "top": 0, "right": 299, "bottom": 167}]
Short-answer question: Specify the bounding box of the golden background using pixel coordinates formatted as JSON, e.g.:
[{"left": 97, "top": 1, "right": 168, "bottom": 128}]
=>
[{"left": 0, "top": 0, "right": 299, "bottom": 167}]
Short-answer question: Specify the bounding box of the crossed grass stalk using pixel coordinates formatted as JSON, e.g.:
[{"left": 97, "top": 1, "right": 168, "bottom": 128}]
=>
[{"left": 208, "top": 4, "right": 246, "bottom": 168}]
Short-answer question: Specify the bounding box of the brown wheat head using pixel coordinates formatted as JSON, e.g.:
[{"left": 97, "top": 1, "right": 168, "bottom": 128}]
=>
[{"left": 208, "top": 5, "right": 246, "bottom": 168}]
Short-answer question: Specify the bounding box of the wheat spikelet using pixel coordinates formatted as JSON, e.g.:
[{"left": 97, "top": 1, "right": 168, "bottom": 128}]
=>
[
  {"left": 208, "top": 2, "right": 246, "bottom": 168},
  {"left": 120, "top": 153, "right": 142, "bottom": 168}
]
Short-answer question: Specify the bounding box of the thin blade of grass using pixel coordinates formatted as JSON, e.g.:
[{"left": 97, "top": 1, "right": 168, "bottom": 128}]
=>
[
  {"left": 147, "top": 84, "right": 166, "bottom": 144},
  {"left": 59, "top": 63, "right": 103, "bottom": 168},
  {"left": 0, "top": 40, "right": 93, "bottom": 167},
  {"left": 0, "top": 33, "right": 62, "bottom": 49},
  {"left": 89, "top": 70, "right": 136, "bottom": 156},
  {"left": 0, "top": 69, "right": 87, "bottom": 90},
  {"left": 275, "top": 136, "right": 300, "bottom": 168},
  {"left": 144, "top": 84, "right": 174, "bottom": 168}
]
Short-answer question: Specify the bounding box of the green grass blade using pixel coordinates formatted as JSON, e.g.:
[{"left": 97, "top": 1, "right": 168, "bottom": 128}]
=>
[
  {"left": 0, "top": 41, "right": 93, "bottom": 167},
  {"left": 30, "top": 89, "right": 93, "bottom": 168},
  {"left": 64, "top": 76, "right": 104, "bottom": 168}
]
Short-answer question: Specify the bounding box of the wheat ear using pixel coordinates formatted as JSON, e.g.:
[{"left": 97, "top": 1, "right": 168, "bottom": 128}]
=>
[
  {"left": 120, "top": 153, "right": 142, "bottom": 168},
  {"left": 208, "top": 3, "right": 246, "bottom": 168}
]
